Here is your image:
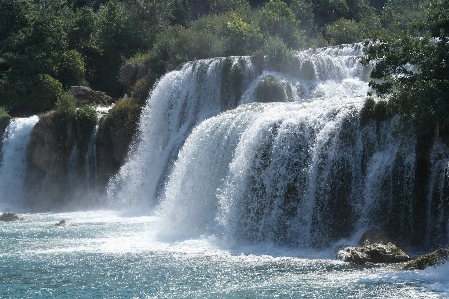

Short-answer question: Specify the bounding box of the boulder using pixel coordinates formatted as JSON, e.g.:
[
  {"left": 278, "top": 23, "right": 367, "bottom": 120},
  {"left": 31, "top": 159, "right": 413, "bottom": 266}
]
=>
[
  {"left": 0, "top": 212, "right": 23, "bottom": 221},
  {"left": 69, "top": 86, "right": 112, "bottom": 107},
  {"left": 54, "top": 220, "right": 77, "bottom": 227},
  {"left": 403, "top": 248, "right": 449, "bottom": 270},
  {"left": 337, "top": 230, "right": 411, "bottom": 264},
  {"left": 121, "top": 63, "right": 150, "bottom": 89}
]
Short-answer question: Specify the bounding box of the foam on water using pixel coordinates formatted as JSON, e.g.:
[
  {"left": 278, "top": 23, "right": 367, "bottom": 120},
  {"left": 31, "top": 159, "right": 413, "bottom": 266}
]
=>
[{"left": 1, "top": 211, "right": 448, "bottom": 298}]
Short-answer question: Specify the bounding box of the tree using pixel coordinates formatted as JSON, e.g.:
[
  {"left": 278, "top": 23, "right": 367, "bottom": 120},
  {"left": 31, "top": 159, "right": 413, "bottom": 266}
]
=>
[{"left": 362, "top": 0, "right": 449, "bottom": 134}]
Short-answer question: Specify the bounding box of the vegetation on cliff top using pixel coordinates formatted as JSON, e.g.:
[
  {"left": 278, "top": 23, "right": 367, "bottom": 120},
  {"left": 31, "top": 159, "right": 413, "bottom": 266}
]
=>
[
  {"left": 0, "top": 0, "right": 447, "bottom": 129},
  {"left": 0, "top": 0, "right": 384, "bottom": 116},
  {"left": 362, "top": 0, "right": 449, "bottom": 134}
]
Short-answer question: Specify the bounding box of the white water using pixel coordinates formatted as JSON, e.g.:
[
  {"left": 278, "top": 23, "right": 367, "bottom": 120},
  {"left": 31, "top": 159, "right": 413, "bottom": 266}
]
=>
[
  {"left": 1, "top": 45, "right": 449, "bottom": 297},
  {"left": 1, "top": 211, "right": 448, "bottom": 298},
  {"left": 0, "top": 116, "right": 38, "bottom": 211},
  {"left": 105, "top": 44, "right": 430, "bottom": 247}
]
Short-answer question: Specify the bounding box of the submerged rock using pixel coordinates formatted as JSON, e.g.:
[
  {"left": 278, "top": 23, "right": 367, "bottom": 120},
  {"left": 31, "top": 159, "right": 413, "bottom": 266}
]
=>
[
  {"left": 55, "top": 220, "right": 77, "bottom": 227},
  {"left": 403, "top": 248, "right": 449, "bottom": 270},
  {"left": 337, "top": 230, "right": 411, "bottom": 264},
  {"left": 0, "top": 212, "right": 24, "bottom": 221}
]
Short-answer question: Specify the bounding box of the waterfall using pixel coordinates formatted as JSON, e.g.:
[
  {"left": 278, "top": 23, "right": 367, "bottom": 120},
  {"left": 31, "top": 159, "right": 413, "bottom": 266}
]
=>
[
  {"left": 426, "top": 141, "right": 449, "bottom": 247},
  {"left": 106, "top": 57, "right": 257, "bottom": 208},
  {"left": 85, "top": 125, "right": 99, "bottom": 191},
  {"left": 0, "top": 116, "right": 39, "bottom": 211},
  {"left": 105, "top": 44, "right": 448, "bottom": 248}
]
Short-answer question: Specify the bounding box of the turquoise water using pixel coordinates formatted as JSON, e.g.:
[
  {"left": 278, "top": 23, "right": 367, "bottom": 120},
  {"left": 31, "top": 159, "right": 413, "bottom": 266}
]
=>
[{"left": 1, "top": 211, "right": 448, "bottom": 298}]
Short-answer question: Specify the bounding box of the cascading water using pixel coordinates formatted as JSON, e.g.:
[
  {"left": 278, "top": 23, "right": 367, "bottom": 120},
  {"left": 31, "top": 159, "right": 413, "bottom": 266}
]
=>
[
  {"left": 106, "top": 57, "right": 257, "bottom": 208},
  {"left": 107, "top": 44, "right": 449, "bottom": 249},
  {"left": 0, "top": 116, "right": 39, "bottom": 211},
  {"left": 85, "top": 125, "right": 99, "bottom": 191}
]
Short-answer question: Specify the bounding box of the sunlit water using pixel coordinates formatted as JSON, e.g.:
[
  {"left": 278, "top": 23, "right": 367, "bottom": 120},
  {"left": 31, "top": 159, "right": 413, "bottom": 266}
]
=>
[{"left": 1, "top": 211, "right": 448, "bottom": 298}]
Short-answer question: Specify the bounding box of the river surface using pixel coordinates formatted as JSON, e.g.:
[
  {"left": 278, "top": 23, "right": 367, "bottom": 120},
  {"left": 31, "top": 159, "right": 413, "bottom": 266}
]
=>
[{"left": 1, "top": 211, "right": 448, "bottom": 298}]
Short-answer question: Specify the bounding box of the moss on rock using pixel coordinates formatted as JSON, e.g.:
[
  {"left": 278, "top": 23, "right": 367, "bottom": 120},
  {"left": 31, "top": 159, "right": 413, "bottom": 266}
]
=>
[
  {"left": 255, "top": 75, "right": 286, "bottom": 103},
  {"left": 404, "top": 248, "right": 449, "bottom": 270}
]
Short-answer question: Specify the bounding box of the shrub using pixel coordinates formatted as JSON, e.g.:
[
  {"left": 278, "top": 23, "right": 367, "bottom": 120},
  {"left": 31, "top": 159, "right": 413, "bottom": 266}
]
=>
[
  {"left": 324, "top": 18, "right": 364, "bottom": 45},
  {"left": 55, "top": 92, "right": 76, "bottom": 116},
  {"left": 0, "top": 106, "right": 11, "bottom": 138},
  {"left": 97, "top": 98, "right": 141, "bottom": 185},
  {"left": 130, "top": 73, "right": 157, "bottom": 106},
  {"left": 255, "top": 75, "right": 286, "bottom": 103},
  {"left": 29, "top": 74, "right": 63, "bottom": 113},
  {"left": 262, "top": 36, "right": 295, "bottom": 72}
]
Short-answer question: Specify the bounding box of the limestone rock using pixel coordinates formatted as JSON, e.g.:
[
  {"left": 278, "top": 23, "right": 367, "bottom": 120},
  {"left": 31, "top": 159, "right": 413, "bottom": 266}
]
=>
[
  {"left": 337, "top": 230, "right": 411, "bottom": 264},
  {"left": 403, "top": 248, "right": 449, "bottom": 270},
  {"left": 0, "top": 212, "right": 23, "bottom": 221},
  {"left": 121, "top": 63, "right": 150, "bottom": 89},
  {"left": 69, "top": 86, "right": 112, "bottom": 107}
]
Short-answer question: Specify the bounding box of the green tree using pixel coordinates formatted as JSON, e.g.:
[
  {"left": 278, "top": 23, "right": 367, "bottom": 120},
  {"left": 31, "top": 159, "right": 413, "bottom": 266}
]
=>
[
  {"left": 260, "top": 0, "right": 304, "bottom": 49},
  {"left": 362, "top": 0, "right": 449, "bottom": 134}
]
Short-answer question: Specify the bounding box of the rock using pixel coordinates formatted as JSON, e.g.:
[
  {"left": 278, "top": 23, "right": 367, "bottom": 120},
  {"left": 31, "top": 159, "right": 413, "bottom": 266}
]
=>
[
  {"left": 55, "top": 220, "right": 76, "bottom": 227},
  {"left": 121, "top": 63, "right": 150, "bottom": 89},
  {"left": 337, "top": 230, "right": 411, "bottom": 264},
  {"left": 69, "top": 86, "right": 112, "bottom": 107},
  {"left": 0, "top": 212, "right": 24, "bottom": 221},
  {"left": 403, "top": 248, "right": 449, "bottom": 270}
]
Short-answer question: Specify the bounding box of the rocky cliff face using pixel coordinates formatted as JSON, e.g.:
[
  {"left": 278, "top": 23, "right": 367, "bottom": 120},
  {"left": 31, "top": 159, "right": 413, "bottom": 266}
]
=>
[
  {"left": 22, "top": 101, "right": 140, "bottom": 211},
  {"left": 23, "top": 113, "right": 75, "bottom": 211}
]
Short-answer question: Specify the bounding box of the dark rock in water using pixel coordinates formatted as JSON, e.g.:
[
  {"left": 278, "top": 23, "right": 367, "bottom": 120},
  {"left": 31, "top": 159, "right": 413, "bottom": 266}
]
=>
[
  {"left": 69, "top": 86, "right": 112, "bottom": 107},
  {"left": 403, "top": 248, "right": 449, "bottom": 270},
  {"left": 337, "top": 230, "right": 411, "bottom": 264},
  {"left": 0, "top": 212, "right": 24, "bottom": 221},
  {"left": 55, "top": 220, "right": 76, "bottom": 227}
]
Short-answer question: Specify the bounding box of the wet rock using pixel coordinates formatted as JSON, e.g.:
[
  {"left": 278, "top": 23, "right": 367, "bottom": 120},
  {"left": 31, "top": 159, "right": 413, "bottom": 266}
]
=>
[
  {"left": 55, "top": 220, "right": 77, "bottom": 227},
  {"left": 337, "top": 230, "right": 411, "bottom": 264},
  {"left": 0, "top": 212, "right": 24, "bottom": 221},
  {"left": 403, "top": 248, "right": 449, "bottom": 270}
]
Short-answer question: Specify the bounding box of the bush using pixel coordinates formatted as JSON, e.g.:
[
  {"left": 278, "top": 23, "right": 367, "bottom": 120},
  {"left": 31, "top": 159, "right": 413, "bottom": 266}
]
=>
[
  {"left": 0, "top": 106, "right": 11, "bottom": 138},
  {"left": 97, "top": 98, "right": 141, "bottom": 185},
  {"left": 324, "top": 18, "right": 364, "bottom": 45},
  {"left": 262, "top": 36, "right": 295, "bottom": 72},
  {"left": 130, "top": 73, "right": 157, "bottom": 106},
  {"left": 55, "top": 92, "right": 76, "bottom": 116},
  {"left": 255, "top": 75, "right": 286, "bottom": 103}
]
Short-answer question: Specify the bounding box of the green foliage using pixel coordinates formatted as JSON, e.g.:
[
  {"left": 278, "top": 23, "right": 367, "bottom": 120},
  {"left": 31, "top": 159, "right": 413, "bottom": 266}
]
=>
[
  {"left": 0, "top": 106, "right": 11, "bottom": 138},
  {"left": 362, "top": 0, "right": 449, "bottom": 134},
  {"left": 130, "top": 73, "right": 156, "bottom": 106},
  {"left": 255, "top": 75, "right": 287, "bottom": 103},
  {"left": 325, "top": 18, "right": 364, "bottom": 44},
  {"left": 262, "top": 35, "right": 295, "bottom": 72},
  {"left": 290, "top": 0, "right": 315, "bottom": 34},
  {"left": 260, "top": 0, "right": 304, "bottom": 49},
  {"left": 97, "top": 98, "right": 141, "bottom": 172},
  {"left": 55, "top": 92, "right": 76, "bottom": 116}
]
